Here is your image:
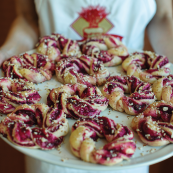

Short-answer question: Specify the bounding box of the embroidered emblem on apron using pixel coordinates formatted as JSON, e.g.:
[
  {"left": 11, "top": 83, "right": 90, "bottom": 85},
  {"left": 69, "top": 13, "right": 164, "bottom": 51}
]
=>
[{"left": 71, "top": 5, "right": 114, "bottom": 38}]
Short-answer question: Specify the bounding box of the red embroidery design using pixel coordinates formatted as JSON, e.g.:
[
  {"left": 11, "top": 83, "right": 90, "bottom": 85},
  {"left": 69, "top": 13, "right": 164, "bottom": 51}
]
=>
[{"left": 71, "top": 5, "right": 123, "bottom": 40}]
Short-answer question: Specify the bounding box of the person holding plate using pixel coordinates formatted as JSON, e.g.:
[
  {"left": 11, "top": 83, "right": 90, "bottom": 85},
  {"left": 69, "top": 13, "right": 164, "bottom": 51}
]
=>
[{"left": 0, "top": 0, "right": 173, "bottom": 173}]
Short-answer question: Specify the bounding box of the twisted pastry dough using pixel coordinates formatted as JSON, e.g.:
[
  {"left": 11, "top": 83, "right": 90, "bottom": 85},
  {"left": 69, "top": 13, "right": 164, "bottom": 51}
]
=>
[
  {"left": 80, "top": 35, "right": 129, "bottom": 67},
  {"left": 2, "top": 53, "right": 55, "bottom": 83},
  {"left": 122, "top": 51, "right": 170, "bottom": 83},
  {"left": 0, "top": 78, "right": 41, "bottom": 114},
  {"left": 131, "top": 101, "right": 173, "bottom": 146},
  {"left": 36, "top": 33, "right": 81, "bottom": 61},
  {"left": 56, "top": 55, "right": 110, "bottom": 86},
  {"left": 70, "top": 117, "right": 136, "bottom": 166},
  {"left": 47, "top": 83, "right": 108, "bottom": 119},
  {"left": 0, "top": 104, "right": 69, "bottom": 149},
  {"left": 102, "top": 75, "right": 155, "bottom": 115},
  {"left": 152, "top": 75, "right": 173, "bottom": 103}
]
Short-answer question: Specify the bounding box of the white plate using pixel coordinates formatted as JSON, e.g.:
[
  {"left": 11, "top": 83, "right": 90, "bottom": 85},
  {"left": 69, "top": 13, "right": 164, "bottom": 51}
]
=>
[{"left": 0, "top": 50, "right": 173, "bottom": 171}]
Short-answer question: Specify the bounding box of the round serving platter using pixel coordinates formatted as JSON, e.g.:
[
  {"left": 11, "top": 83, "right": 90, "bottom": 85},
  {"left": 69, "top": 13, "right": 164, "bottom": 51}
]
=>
[{"left": 0, "top": 49, "right": 173, "bottom": 171}]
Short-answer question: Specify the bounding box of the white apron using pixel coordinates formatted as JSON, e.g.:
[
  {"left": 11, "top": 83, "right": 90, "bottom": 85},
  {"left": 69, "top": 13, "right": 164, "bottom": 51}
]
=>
[
  {"left": 25, "top": 0, "right": 156, "bottom": 172},
  {"left": 34, "top": 0, "right": 156, "bottom": 50}
]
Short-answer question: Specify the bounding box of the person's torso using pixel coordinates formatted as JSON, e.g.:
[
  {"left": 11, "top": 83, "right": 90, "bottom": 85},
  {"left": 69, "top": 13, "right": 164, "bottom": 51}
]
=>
[{"left": 34, "top": 0, "right": 156, "bottom": 50}]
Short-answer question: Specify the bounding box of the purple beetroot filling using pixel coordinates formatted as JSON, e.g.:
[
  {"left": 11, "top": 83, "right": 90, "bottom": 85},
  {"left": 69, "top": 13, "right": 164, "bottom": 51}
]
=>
[
  {"left": 100, "top": 142, "right": 135, "bottom": 159},
  {"left": 32, "top": 128, "right": 63, "bottom": 149},
  {"left": 50, "top": 109, "right": 62, "bottom": 122},
  {"left": 57, "top": 36, "right": 68, "bottom": 50},
  {"left": 80, "top": 87, "right": 96, "bottom": 98},
  {"left": 47, "top": 123, "right": 62, "bottom": 133},
  {"left": 69, "top": 69, "right": 78, "bottom": 76},
  {"left": 136, "top": 83, "right": 151, "bottom": 92},
  {"left": 57, "top": 92, "right": 63, "bottom": 110},
  {"left": 60, "top": 64, "right": 73, "bottom": 74},
  {"left": 12, "top": 70, "right": 24, "bottom": 79},
  {"left": 36, "top": 54, "right": 47, "bottom": 68},
  {"left": 83, "top": 39, "right": 105, "bottom": 46},
  {"left": 67, "top": 109, "right": 80, "bottom": 119},
  {"left": 151, "top": 55, "right": 162, "bottom": 68},
  {"left": 138, "top": 119, "right": 161, "bottom": 141},
  {"left": 6, "top": 66, "right": 13, "bottom": 78},
  {"left": 47, "top": 94, "right": 54, "bottom": 107},
  {"left": 71, "top": 60, "right": 88, "bottom": 74},
  {"left": 15, "top": 109, "right": 37, "bottom": 124},
  {"left": 83, "top": 45, "right": 98, "bottom": 56},
  {"left": 109, "top": 37, "right": 117, "bottom": 46},
  {"left": 112, "top": 126, "right": 131, "bottom": 139},
  {"left": 9, "top": 92, "right": 23, "bottom": 98},
  {"left": 108, "top": 76, "right": 127, "bottom": 84},
  {"left": 158, "top": 57, "right": 169, "bottom": 68},
  {"left": 97, "top": 51, "right": 112, "bottom": 63},
  {"left": 15, "top": 123, "right": 32, "bottom": 141},
  {"left": 119, "top": 55, "right": 129, "bottom": 61},
  {"left": 26, "top": 93, "right": 41, "bottom": 104},
  {"left": 131, "top": 91, "right": 154, "bottom": 100},
  {"left": 7, "top": 122, "right": 35, "bottom": 147},
  {"left": 106, "top": 82, "right": 124, "bottom": 94},
  {"left": 128, "top": 76, "right": 141, "bottom": 93},
  {"left": 67, "top": 40, "right": 74, "bottom": 50},
  {"left": 123, "top": 97, "right": 146, "bottom": 112},
  {"left": 73, "top": 121, "right": 101, "bottom": 135},
  {"left": 142, "top": 54, "right": 151, "bottom": 69},
  {"left": 67, "top": 98, "right": 101, "bottom": 116},
  {"left": 98, "top": 117, "right": 114, "bottom": 134},
  {"left": 145, "top": 69, "right": 158, "bottom": 74},
  {"left": 22, "top": 55, "right": 33, "bottom": 66},
  {"left": 67, "top": 103, "right": 100, "bottom": 119},
  {"left": 159, "top": 105, "right": 173, "bottom": 122},
  {"left": 50, "top": 42, "right": 58, "bottom": 48},
  {"left": 86, "top": 97, "right": 108, "bottom": 105},
  {"left": 5, "top": 95, "right": 27, "bottom": 105},
  {"left": 79, "top": 59, "right": 90, "bottom": 69},
  {"left": 35, "top": 108, "right": 43, "bottom": 127},
  {"left": 89, "top": 132, "right": 99, "bottom": 141}
]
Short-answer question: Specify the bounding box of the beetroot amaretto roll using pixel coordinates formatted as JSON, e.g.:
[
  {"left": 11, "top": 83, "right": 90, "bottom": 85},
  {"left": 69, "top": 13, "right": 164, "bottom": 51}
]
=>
[
  {"left": 131, "top": 101, "right": 173, "bottom": 146},
  {"left": 2, "top": 53, "right": 55, "bottom": 84},
  {"left": 122, "top": 51, "right": 170, "bottom": 84},
  {"left": 80, "top": 35, "right": 129, "bottom": 67},
  {"left": 102, "top": 75, "right": 155, "bottom": 115},
  {"left": 70, "top": 117, "right": 136, "bottom": 166},
  {"left": 0, "top": 78, "right": 41, "bottom": 114},
  {"left": 152, "top": 75, "right": 173, "bottom": 103},
  {"left": 47, "top": 83, "right": 108, "bottom": 119},
  {"left": 36, "top": 33, "right": 81, "bottom": 61},
  {"left": 0, "top": 103, "right": 69, "bottom": 150},
  {"left": 56, "top": 55, "right": 110, "bottom": 86}
]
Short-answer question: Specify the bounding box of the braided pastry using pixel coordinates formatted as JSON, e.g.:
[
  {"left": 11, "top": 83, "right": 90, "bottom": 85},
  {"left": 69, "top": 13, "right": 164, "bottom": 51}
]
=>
[
  {"left": 152, "top": 75, "right": 173, "bottom": 103},
  {"left": 47, "top": 83, "right": 108, "bottom": 119},
  {"left": 122, "top": 51, "right": 170, "bottom": 83},
  {"left": 80, "top": 35, "right": 129, "bottom": 67},
  {"left": 0, "top": 104, "right": 69, "bottom": 149},
  {"left": 0, "top": 78, "right": 41, "bottom": 114},
  {"left": 131, "top": 101, "right": 173, "bottom": 146},
  {"left": 70, "top": 117, "right": 136, "bottom": 166},
  {"left": 36, "top": 33, "right": 81, "bottom": 61},
  {"left": 2, "top": 53, "right": 55, "bottom": 83},
  {"left": 56, "top": 55, "right": 110, "bottom": 86},
  {"left": 102, "top": 75, "right": 155, "bottom": 115}
]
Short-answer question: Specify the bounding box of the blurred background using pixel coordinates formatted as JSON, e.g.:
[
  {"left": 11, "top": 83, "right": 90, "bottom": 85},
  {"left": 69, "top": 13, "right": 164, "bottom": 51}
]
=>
[{"left": 0, "top": 1, "right": 172, "bottom": 173}]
